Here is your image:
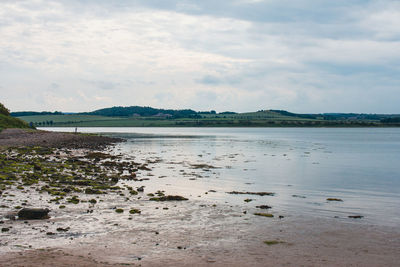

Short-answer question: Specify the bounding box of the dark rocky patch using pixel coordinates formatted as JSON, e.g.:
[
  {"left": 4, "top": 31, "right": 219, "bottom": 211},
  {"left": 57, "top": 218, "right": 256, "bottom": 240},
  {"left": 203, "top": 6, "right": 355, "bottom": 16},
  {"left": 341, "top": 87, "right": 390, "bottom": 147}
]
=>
[
  {"left": 256, "top": 205, "right": 272, "bottom": 209},
  {"left": 17, "top": 208, "right": 50, "bottom": 220}
]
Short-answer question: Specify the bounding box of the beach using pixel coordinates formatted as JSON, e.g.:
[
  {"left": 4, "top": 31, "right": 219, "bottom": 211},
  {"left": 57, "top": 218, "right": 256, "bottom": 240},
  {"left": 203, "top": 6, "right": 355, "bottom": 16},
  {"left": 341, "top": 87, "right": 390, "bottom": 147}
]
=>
[{"left": 1, "top": 128, "right": 399, "bottom": 266}]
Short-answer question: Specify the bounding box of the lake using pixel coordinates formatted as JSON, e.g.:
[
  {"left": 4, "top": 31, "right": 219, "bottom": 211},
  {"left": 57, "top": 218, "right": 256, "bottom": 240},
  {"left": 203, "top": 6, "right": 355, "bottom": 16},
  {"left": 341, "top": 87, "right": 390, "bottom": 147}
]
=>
[{"left": 41, "top": 127, "right": 400, "bottom": 227}]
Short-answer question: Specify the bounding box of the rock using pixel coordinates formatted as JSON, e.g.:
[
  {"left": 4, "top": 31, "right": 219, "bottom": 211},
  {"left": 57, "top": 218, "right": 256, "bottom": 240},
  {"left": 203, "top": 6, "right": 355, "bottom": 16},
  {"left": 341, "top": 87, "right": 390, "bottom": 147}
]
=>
[
  {"left": 256, "top": 205, "right": 272, "bottom": 209},
  {"left": 18, "top": 208, "right": 50, "bottom": 220},
  {"left": 5, "top": 212, "right": 17, "bottom": 220},
  {"left": 348, "top": 215, "right": 363, "bottom": 219},
  {"left": 137, "top": 186, "right": 145, "bottom": 192}
]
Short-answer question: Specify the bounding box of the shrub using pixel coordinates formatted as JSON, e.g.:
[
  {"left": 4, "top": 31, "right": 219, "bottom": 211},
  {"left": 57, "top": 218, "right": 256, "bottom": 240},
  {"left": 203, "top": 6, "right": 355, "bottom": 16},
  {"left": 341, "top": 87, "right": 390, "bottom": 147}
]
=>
[{"left": 0, "top": 103, "right": 10, "bottom": 116}]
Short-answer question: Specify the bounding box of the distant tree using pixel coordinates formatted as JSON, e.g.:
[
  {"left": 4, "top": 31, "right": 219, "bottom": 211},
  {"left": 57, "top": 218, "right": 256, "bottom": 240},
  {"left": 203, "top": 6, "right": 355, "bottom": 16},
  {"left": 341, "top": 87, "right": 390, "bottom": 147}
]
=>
[
  {"left": 10, "top": 111, "right": 64, "bottom": 117},
  {"left": 381, "top": 117, "right": 400, "bottom": 123}
]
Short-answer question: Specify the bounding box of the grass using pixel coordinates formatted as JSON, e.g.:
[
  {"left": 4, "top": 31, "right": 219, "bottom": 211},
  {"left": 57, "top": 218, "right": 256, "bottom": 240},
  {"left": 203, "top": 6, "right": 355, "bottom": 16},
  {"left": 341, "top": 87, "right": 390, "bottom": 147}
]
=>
[{"left": 0, "top": 114, "right": 31, "bottom": 131}]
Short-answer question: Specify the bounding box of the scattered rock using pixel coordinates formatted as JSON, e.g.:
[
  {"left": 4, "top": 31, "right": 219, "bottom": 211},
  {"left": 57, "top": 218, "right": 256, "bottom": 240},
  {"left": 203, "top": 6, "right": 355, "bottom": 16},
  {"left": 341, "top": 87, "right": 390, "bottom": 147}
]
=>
[{"left": 5, "top": 212, "right": 17, "bottom": 220}]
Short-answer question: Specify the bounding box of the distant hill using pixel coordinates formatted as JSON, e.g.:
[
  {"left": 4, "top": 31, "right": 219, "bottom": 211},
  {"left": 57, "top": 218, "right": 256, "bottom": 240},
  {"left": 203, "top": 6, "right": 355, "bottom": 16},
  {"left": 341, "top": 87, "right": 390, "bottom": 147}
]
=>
[
  {"left": 0, "top": 103, "right": 32, "bottom": 131},
  {"left": 12, "top": 105, "right": 400, "bottom": 127},
  {"left": 80, "top": 106, "right": 199, "bottom": 118},
  {"left": 269, "top": 110, "right": 399, "bottom": 121}
]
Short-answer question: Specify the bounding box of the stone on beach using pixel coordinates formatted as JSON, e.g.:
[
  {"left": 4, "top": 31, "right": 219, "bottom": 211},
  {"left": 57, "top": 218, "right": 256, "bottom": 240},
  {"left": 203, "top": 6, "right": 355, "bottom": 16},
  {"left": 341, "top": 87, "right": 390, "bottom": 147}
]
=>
[{"left": 17, "top": 208, "right": 50, "bottom": 220}]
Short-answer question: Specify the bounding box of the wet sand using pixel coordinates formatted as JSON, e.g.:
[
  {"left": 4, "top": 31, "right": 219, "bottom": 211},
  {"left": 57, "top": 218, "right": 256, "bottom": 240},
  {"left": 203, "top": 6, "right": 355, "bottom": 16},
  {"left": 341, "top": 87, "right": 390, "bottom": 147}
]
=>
[
  {"left": 1, "top": 207, "right": 399, "bottom": 267},
  {"left": 1, "top": 128, "right": 400, "bottom": 266}
]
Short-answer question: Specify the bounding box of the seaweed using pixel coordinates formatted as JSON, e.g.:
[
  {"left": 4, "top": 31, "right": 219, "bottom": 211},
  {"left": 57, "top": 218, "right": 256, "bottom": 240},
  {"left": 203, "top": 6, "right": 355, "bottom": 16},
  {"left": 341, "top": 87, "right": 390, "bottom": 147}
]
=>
[{"left": 149, "top": 195, "right": 188, "bottom": 201}]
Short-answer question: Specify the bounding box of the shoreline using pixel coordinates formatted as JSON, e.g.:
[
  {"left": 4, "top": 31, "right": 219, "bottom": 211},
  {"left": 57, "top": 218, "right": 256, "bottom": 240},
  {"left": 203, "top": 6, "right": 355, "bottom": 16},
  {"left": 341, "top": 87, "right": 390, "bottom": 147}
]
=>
[
  {"left": 0, "top": 128, "right": 399, "bottom": 266},
  {"left": 0, "top": 128, "right": 123, "bottom": 149}
]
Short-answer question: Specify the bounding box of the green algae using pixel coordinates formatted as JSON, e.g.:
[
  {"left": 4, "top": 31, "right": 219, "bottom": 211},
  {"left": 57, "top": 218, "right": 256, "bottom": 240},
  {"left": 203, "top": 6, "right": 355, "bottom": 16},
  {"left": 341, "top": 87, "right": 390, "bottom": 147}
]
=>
[
  {"left": 149, "top": 195, "right": 188, "bottom": 201},
  {"left": 89, "top": 199, "right": 97, "bottom": 204},
  {"left": 327, "top": 198, "right": 343, "bottom": 202},
  {"left": 254, "top": 213, "right": 274, "bottom": 218},
  {"left": 129, "top": 208, "right": 141, "bottom": 214},
  {"left": 263, "top": 240, "right": 285, "bottom": 245}
]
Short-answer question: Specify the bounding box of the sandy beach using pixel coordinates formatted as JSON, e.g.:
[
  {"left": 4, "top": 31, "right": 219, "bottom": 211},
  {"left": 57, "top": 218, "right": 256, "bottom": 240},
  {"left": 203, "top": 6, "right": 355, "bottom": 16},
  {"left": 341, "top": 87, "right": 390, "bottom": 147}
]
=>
[{"left": 1, "top": 129, "right": 399, "bottom": 266}]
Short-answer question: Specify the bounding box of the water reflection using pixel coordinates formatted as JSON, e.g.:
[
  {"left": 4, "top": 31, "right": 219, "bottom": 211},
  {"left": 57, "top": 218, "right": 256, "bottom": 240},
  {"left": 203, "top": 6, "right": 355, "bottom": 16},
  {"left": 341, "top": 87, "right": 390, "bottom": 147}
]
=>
[{"left": 41, "top": 127, "right": 400, "bottom": 226}]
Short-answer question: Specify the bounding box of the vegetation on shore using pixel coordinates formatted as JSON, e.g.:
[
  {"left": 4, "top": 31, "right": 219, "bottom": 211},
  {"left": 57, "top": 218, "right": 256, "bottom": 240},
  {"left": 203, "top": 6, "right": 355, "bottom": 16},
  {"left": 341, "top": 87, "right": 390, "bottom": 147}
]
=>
[{"left": 0, "top": 103, "right": 31, "bottom": 131}]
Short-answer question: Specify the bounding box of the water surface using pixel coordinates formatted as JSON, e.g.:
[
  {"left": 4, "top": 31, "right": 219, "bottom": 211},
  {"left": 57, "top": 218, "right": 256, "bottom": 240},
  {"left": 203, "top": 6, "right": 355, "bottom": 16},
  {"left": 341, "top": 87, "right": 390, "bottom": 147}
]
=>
[{"left": 41, "top": 127, "right": 400, "bottom": 227}]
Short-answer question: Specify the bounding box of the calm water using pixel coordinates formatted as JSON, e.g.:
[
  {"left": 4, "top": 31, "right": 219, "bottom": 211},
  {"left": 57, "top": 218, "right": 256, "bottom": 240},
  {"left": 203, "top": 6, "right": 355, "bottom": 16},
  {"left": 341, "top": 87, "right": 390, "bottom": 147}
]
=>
[{"left": 41, "top": 127, "right": 400, "bottom": 226}]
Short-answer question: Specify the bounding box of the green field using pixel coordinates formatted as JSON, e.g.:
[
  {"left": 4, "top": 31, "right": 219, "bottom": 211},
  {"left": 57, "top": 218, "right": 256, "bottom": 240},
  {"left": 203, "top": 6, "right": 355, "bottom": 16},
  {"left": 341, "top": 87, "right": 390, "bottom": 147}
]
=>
[{"left": 16, "top": 110, "right": 390, "bottom": 127}]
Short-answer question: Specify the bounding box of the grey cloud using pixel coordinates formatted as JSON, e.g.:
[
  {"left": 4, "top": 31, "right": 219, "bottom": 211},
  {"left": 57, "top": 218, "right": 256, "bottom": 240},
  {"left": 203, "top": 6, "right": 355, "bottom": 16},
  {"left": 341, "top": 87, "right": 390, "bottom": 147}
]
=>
[
  {"left": 197, "top": 75, "right": 221, "bottom": 85},
  {"left": 82, "top": 80, "right": 119, "bottom": 91},
  {"left": 1, "top": 0, "right": 400, "bottom": 113}
]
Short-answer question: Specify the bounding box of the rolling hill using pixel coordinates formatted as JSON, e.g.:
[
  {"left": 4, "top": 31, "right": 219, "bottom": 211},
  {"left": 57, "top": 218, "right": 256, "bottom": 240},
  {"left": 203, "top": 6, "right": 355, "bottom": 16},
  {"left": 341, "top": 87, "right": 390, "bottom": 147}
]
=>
[
  {"left": 12, "top": 105, "right": 400, "bottom": 127},
  {"left": 0, "top": 103, "right": 31, "bottom": 131}
]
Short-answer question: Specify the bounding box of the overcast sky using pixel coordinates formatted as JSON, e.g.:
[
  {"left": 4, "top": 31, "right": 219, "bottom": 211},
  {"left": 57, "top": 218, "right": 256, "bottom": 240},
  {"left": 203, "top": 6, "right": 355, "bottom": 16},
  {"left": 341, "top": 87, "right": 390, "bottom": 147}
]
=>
[{"left": 1, "top": 0, "right": 400, "bottom": 113}]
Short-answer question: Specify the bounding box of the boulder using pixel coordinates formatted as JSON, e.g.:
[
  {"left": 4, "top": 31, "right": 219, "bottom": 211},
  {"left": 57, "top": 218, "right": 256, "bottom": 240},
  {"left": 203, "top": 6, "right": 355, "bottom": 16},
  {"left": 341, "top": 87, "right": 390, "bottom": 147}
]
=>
[{"left": 18, "top": 208, "right": 50, "bottom": 220}]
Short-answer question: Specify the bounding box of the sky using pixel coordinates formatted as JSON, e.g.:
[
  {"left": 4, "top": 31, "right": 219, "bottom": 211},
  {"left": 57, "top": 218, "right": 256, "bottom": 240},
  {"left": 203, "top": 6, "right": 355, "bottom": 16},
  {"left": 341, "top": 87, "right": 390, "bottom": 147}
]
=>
[{"left": 1, "top": 0, "right": 400, "bottom": 113}]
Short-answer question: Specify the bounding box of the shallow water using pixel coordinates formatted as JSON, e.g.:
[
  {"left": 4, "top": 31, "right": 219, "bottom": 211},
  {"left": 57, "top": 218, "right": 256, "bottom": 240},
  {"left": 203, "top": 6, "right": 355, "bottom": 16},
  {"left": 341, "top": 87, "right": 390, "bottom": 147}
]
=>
[{"left": 41, "top": 127, "right": 400, "bottom": 227}]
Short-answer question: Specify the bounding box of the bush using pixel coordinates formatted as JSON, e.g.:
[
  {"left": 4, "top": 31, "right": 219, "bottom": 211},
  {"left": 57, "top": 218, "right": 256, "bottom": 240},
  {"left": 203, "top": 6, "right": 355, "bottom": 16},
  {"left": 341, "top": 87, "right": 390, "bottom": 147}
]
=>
[{"left": 0, "top": 103, "right": 10, "bottom": 116}]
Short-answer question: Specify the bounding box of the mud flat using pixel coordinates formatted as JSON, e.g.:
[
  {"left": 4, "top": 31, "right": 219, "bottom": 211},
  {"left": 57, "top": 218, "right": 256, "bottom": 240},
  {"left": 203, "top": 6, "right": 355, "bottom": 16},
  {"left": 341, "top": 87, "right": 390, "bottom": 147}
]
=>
[
  {"left": 0, "top": 128, "right": 122, "bottom": 149},
  {"left": 0, "top": 129, "right": 400, "bottom": 266}
]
